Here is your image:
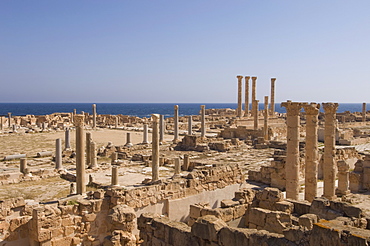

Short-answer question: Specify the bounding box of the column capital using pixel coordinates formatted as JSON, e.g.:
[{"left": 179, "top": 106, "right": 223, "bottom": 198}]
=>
[
  {"left": 74, "top": 115, "right": 85, "bottom": 127},
  {"left": 322, "top": 103, "right": 339, "bottom": 114},
  {"left": 303, "top": 103, "right": 320, "bottom": 115},
  {"left": 281, "top": 101, "right": 303, "bottom": 116},
  {"left": 236, "top": 75, "right": 243, "bottom": 80},
  {"left": 271, "top": 78, "right": 276, "bottom": 82},
  {"left": 174, "top": 105, "right": 179, "bottom": 110},
  {"left": 201, "top": 105, "right": 205, "bottom": 109},
  {"left": 151, "top": 114, "right": 160, "bottom": 122},
  {"left": 251, "top": 76, "right": 257, "bottom": 81},
  {"left": 245, "top": 76, "right": 250, "bottom": 80}
]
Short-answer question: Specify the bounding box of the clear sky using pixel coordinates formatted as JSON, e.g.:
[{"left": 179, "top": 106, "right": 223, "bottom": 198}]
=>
[{"left": 1, "top": 1, "right": 369, "bottom": 103}]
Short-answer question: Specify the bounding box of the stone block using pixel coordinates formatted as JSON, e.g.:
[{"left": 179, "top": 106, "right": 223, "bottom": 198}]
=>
[
  {"left": 189, "top": 204, "right": 202, "bottom": 219},
  {"left": 216, "top": 207, "right": 234, "bottom": 222},
  {"left": 275, "top": 201, "right": 294, "bottom": 213},
  {"left": 108, "top": 205, "right": 136, "bottom": 231},
  {"left": 286, "top": 199, "right": 310, "bottom": 216},
  {"left": 233, "top": 205, "right": 247, "bottom": 219},
  {"left": 220, "top": 199, "right": 239, "bottom": 208},
  {"left": 191, "top": 215, "right": 227, "bottom": 242},
  {"left": 247, "top": 208, "right": 268, "bottom": 227},
  {"left": 282, "top": 226, "right": 306, "bottom": 243},
  {"left": 298, "top": 214, "right": 318, "bottom": 230}
]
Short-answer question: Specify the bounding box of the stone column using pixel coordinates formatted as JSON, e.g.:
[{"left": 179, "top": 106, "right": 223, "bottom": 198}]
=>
[
  {"left": 74, "top": 115, "right": 86, "bottom": 194},
  {"left": 183, "top": 154, "right": 190, "bottom": 171},
  {"left": 89, "top": 142, "right": 98, "bottom": 169},
  {"left": 303, "top": 103, "right": 320, "bottom": 202},
  {"left": 188, "top": 115, "right": 192, "bottom": 135},
  {"left": 111, "top": 152, "right": 118, "bottom": 165},
  {"left": 251, "top": 77, "right": 257, "bottom": 116},
  {"left": 270, "top": 78, "right": 276, "bottom": 116},
  {"left": 263, "top": 96, "right": 269, "bottom": 140},
  {"left": 322, "top": 102, "right": 339, "bottom": 200},
  {"left": 0, "top": 116, "right": 3, "bottom": 131},
  {"left": 281, "top": 101, "right": 302, "bottom": 200},
  {"left": 92, "top": 104, "right": 97, "bottom": 129},
  {"left": 20, "top": 158, "right": 27, "bottom": 174},
  {"left": 174, "top": 157, "right": 181, "bottom": 175},
  {"left": 253, "top": 100, "right": 259, "bottom": 130},
  {"left": 201, "top": 105, "right": 206, "bottom": 138},
  {"left": 237, "top": 75, "right": 243, "bottom": 117},
  {"left": 115, "top": 116, "right": 119, "bottom": 128},
  {"left": 159, "top": 115, "right": 165, "bottom": 143},
  {"left": 125, "top": 133, "right": 133, "bottom": 147},
  {"left": 245, "top": 76, "right": 250, "bottom": 116},
  {"left": 8, "top": 112, "right": 11, "bottom": 128},
  {"left": 143, "top": 123, "right": 149, "bottom": 144},
  {"left": 55, "top": 138, "right": 63, "bottom": 170},
  {"left": 111, "top": 166, "right": 119, "bottom": 186},
  {"left": 173, "top": 105, "right": 179, "bottom": 143},
  {"left": 151, "top": 114, "right": 160, "bottom": 181},
  {"left": 86, "top": 132, "right": 92, "bottom": 167},
  {"left": 336, "top": 160, "right": 350, "bottom": 196},
  {"left": 65, "top": 128, "right": 71, "bottom": 150},
  {"left": 362, "top": 102, "right": 366, "bottom": 123}
]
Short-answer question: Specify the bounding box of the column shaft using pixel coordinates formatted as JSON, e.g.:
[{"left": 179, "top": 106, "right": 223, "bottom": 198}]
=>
[
  {"left": 90, "top": 141, "right": 97, "bottom": 169},
  {"left": 159, "top": 115, "right": 165, "bottom": 143},
  {"left": 173, "top": 105, "right": 179, "bottom": 143},
  {"left": 75, "top": 115, "right": 86, "bottom": 194},
  {"left": 86, "top": 132, "right": 92, "bottom": 167},
  {"left": 245, "top": 76, "right": 250, "bottom": 116},
  {"left": 92, "top": 104, "right": 97, "bottom": 129},
  {"left": 20, "top": 158, "right": 27, "bottom": 174},
  {"left": 143, "top": 124, "right": 149, "bottom": 144},
  {"left": 270, "top": 78, "right": 276, "bottom": 116},
  {"left": 253, "top": 100, "right": 259, "bottom": 130},
  {"left": 65, "top": 128, "right": 71, "bottom": 150},
  {"left": 188, "top": 116, "right": 192, "bottom": 135},
  {"left": 174, "top": 157, "right": 181, "bottom": 175},
  {"left": 152, "top": 114, "right": 160, "bottom": 181},
  {"left": 55, "top": 138, "right": 62, "bottom": 170},
  {"left": 264, "top": 96, "right": 269, "bottom": 140},
  {"left": 201, "top": 105, "right": 206, "bottom": 138},
  {"left": 237, "top": 75, "right": 243, "bottom": 117},
  {"left": 251, "top": 77, "right": 257, "bottom": 116},
  {"left": 362, "top": 102, "right": 366, "bottom": 123}
]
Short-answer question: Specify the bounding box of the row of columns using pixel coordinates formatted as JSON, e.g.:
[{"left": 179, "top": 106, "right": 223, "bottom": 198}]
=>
[
  {"left": 282, "top": 101, "right": 339, "bottom": 201},
  {"left": 236, "top": 76, "right": 276, "bottom": 117}
]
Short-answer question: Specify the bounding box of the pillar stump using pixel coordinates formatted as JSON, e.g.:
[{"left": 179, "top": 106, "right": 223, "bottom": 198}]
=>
[
  {"left": 125, "top": 133, "right": 133, "bottom": 147},
  {"left": 174, "top": 157, "right": 181, "bottom": 175},
  {"left": 20, "top": 158, "right": 27, "bottom": 174},
  {"left": 89, "top": 141, "right": 98, "bottom": 169},
  {"left": 111, "top": 166, "right": 119, "bottom": 186},
  {"left": 143, "top": 123, "right": 149, "bottom": 144},
  {"left": 336, "top": 160, "right": 350, "bottom": 196},
  {"left": 65, "top": 128, "right": 71, "bottom": 150}
]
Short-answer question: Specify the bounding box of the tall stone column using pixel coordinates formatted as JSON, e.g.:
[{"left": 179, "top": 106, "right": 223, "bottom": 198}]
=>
[
  {"left": 245, "top": 76, "right": 250, "bottom": 116},
  {"left": 143, "top": 123, "right": 149, "bottom": 144},
  {"left": 237, "top": 75, "right": 243, "bottom": 117},
  {"left": 65, "top": 128, "right": 71, "bottom": 150},
  {"left": 336, "top": 160, "right": 350, "bottom": 196},
  {"left": 89, "top": 141, "right": 98, "bottom": 169},
  {"left": 174, "top": 157, "right": 181, "bottom": 175},
  {"left": 362, "top": 102, "right": 366, "bottom": 123},
  {"left": 20, "top": 158, "right": 27, "bottom": 174},
  {"left": 263, "top": 96, "right": 269, "bottom": 140},
  {"left": 159, "top": 115, "right": 165, "bottom": 143},
  {"left": 281, "top": 101, "right": 302, "bottom": 200},
  {"left": 8, "top": 113, "right": 11, "bottom": 128},
  {"left": 322, "top": 102, "right": 339, "bottom": 200},
  {"left": 86, "top": 132, "right": 92, "bottom": 167},
  {"left": 55, "top": 138, "right": 63, "bottom": 170},
  {"left": 253, "top": 100, "right": 259, "bottom": 130},
  {"left": 151, "top": 114, "right": 160, "bottom": 181},
  {"left": 303, "top": 103, "right": 320, "bottom": 202},
  {"left": 251, "top": 77, "right": 257, "bottom": 116},
  {"left": 92, "top": 104, "right": 97, "bottom": 129},
  {"left": 270, "top": 78, "right": 276, "bottom": 116},
  {"left": 188, "top": 115, "right": 192, "bottom": 135},
  {"left": 111, "top": 166, "right": 119, "bottom": 186},
  {"left": 74, "top": 114, "right": 86, "bottom": 194},
  {"left": 173, "top": 105, "right": 179, "bottom": 143},
  {"left": 201, "top": 105, "right": 206, "bottom": 138}
]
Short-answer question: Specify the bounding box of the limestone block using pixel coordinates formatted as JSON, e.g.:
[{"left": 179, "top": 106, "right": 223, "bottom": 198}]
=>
[
  {"left": 108, "top": 205, "right": 136, "bottom": 231},
  {"left": 190, "top": 204, "right": 202, "bottom": 219},
  {"left": 152, "top": 217, "right": 170, "bottom": 241},
  {"left": 298, "top": 214, "right": 318, "bottom": 230},
  {"left": 216, "top": 207, "right": 234, "bottom": 222},
  {"left": 246, "top": 208, "right": 269, "bottom": 227},
  {"left": 220, "top": 199, "right": 239, "bottom": 208},
  {"left": 282, "top": 226, "right": 306, "bottom": 243},
  {"left": 274, "top": 201, "right": 294, "bottom": 213},
  {"left": 191, "top": 215, "right": 227, "bottom": 242},
  {"left": 264, "top": 211, "right": 292, "bottom": 234},
  {"left": 233, "top": 205, "right": 247, "bottom": 220}
]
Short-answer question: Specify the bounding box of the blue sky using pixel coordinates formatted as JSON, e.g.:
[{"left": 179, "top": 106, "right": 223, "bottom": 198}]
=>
[{"left": 1, "top": 1, "right": 369, "bottom": 103}]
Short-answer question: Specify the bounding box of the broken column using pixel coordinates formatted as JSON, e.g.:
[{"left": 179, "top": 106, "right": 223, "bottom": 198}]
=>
[
  {"left": 183, "top": 154, "right": 190, "bottom": 171},
  {"left": 74, "top": 114, "right": 86, "bottom": 194},
  {"left": 8, "top": 112, "right": 11, "bottom": 128},
  {"left": 201, "top": 105, "right": 206, "bottom": 138},
  {"left": 65, "top": 128, "right": 71, "bottom": 150},
  {"left": 362, "top": 102, "right": 366, "bottom": 123},
  {"left": 303, "top": 103, "right": 320, "bottom": 202},
  {"left": 173, "top": 105, "right": 179, "bottom": 143},
  {"left": 55, "top": 138, "right": 63, "bottom": 170},
  {"left": 86, "top": 132, "right": 92, "bottom": 167},
  {"left": 263, "top": 96, "right": 269, "bottom": 140},
  {"left": 115, "top": 116, "right": 119, "bottom": 128},
  {"left": 174, "top": 157, "right": 181, "bottom": 175},
  {"left": 151, "top": 114, "right": 160, "bottom": 181},
  {"left": 92, "top": 104, "right": 97, "bottom": 129},
  {"left": 125, "top": 133, "right": 133, "bottom": 147},
  {"left": 20, "top": 158, "right": 27, "bottom": 174},
  {"left": 143, "top": 123, "right": 149, "bottom": 144},
  {"left": 111, "top": 166, "right": 119, "bottom": 186},
  {"left": 159, "top": 114, "right": 165, "bottom": 143},
  {"left": 188, "top": 115, "right": 192, "bottom": 135},
  {"left": 281, "top": 101, "right": 302, "bottom": 200},
  {"left": 270, "top": 78, "right": 276, "bottom": 116},
  {"left": 253, "top": 100, "right": 259, "bottom": 130},
  {"left": 0, "top": 116, "right": 3, "bottom": 131},
  {"left": 322, "top": 102, "right": 339, "bottom": 200},
  {"left": 245, "top": 76, "right": 250, "bottom": 116},
  {"left": 336, "top": 160, "right": 350, "bottom": 196},
  {"left": 89, "top": 141, "right": 98, "bottom": 169},
  {"left": 237, "top": 75, "right": 243, "bottom": 117},
  {"left": 111, "top": 152, "right": 118, "bottom": 165},
  {"left": 251, "top": 77, "right": 257, "bottom": 116}
]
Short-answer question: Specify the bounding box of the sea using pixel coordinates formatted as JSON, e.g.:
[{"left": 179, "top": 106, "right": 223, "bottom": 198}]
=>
[{"left": 0, "top": 103, "right": 365, "bottom": 118}]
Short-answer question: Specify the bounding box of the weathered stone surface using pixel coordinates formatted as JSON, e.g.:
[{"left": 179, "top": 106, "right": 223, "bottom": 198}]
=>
[{"left": 191, "top": 215, "right": 227, "bottom": 242}]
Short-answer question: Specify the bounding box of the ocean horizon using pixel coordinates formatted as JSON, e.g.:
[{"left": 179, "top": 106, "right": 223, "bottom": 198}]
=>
[{"left": 0, "top": 103, "right": 365, "bottom": 118}]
